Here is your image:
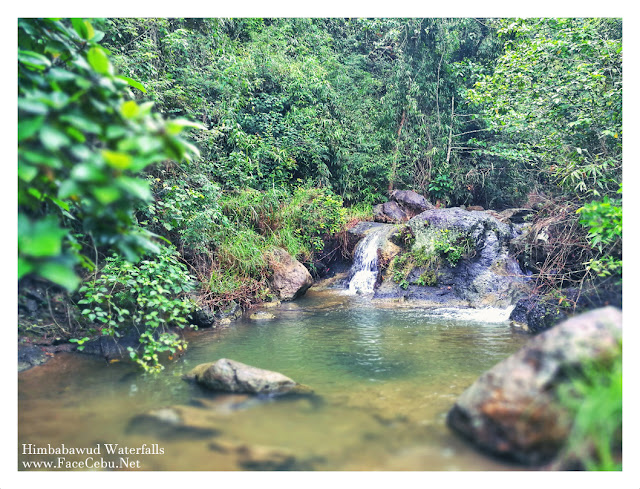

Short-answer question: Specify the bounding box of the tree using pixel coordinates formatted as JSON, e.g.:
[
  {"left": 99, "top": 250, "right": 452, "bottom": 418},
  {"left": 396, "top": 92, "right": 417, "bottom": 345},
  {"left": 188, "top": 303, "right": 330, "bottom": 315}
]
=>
[
  {"left": 18, "top": 18, "right": 203, "bottom": 290},
  {"left": 466, "top": 18, "right": 622, "bottom": 200}
]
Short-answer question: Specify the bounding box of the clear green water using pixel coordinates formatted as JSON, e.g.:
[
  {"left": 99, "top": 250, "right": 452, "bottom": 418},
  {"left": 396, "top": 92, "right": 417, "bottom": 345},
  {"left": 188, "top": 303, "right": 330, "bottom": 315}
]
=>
[{"left": 18, "top": 289, "right": 529, "bottom": 471}]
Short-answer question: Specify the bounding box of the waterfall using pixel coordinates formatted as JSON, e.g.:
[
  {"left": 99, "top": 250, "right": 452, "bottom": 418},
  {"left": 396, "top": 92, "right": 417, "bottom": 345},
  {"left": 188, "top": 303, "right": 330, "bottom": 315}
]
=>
[{"left": 347, "top": 227, "right": 389, "bottom": 294}]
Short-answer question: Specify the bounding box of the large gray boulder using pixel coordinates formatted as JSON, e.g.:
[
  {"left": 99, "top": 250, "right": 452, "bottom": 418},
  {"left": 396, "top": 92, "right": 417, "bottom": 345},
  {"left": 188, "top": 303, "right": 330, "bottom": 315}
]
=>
[
  {"left": 446, "top": 307, "right": 622, "bottom": 466},
  {"left": 184, "top": 358, "right": 312, "bottom": 396},
  {"left": 373, "top": 207, "right": 526, "bottom": 308},
  {"left": 373, "top": 201, "right": 409, "bottom": 223},
  {"left": 373, "top": 190, "right": 435, "bottom": 223},
  {"left": 267, "top": 247, "right": 313, "bottom": 301},
  {"left": 390, "top": 189, "right": 435, "bottom": 213}
]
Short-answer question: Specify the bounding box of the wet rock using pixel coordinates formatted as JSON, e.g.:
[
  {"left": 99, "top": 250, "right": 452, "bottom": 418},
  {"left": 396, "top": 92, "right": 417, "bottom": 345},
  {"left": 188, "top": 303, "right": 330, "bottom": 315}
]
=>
[
  {"left": 510, "top": 284, "right": 622, "bottom": 334},
  {"left": 447, "top": 307, "right": 622, "bottom": 466},
  {"left": 373, "top": 207, "right": 527, "bottom": 308},
  {"left": 184, "top": 358, "right": 313, "bottom": 396},
  {"left": 78, "top": 330, "right": 141, "bottom": 360},
  {"left": 208, "top": 441, "right": 319, "bottom": 470},
  {"left": 509, "top": 297, "right": 568, "bottom": 333},
  {"left": 192, "top": 305, "right": 217, "bottom": 328},
  {"left": 267, "top": 248, "right": 313, "bottom": 301},
  {"left": 347, "top": 221, "right": 390, "bottom": 239},
  {"left": 18, "top": 344, "right": 48, "bottom": 372},
  {"left": 249, "top": 311, "right": 276, "bottom": 321},
  {"left": 215, "top": 301, "right": 242, "bottom": 321},
  {"left": 128, "top": 406, "right": 221, "bottom": 440}
]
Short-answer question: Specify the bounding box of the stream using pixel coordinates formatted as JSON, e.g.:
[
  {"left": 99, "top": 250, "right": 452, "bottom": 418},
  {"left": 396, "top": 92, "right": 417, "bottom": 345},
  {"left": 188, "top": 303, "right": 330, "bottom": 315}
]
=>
[{"left": 18, "top": 289, "right": 529, "bottom": 471}]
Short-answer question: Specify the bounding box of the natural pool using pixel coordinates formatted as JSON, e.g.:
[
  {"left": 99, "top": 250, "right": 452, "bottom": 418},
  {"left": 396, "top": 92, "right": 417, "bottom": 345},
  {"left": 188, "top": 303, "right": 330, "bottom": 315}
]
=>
[{"left": 18, "top": 289, "right": 529, "bottom": 471}]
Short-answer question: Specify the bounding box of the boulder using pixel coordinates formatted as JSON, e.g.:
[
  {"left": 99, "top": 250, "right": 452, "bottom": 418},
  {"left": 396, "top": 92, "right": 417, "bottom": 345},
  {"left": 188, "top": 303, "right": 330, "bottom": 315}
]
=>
[
  {"left": 373, "top": 201, "right": 409, "bottom": 223},
  {"left": 208, "top": 441, "right": 320, "bottom": 470},
  {"left": 373, "top": 207, "right": 527, "bottom": 308},
  {"left": 191, "top": 305, "right": 217, "bottom": 328},
  {"left": 510, "top": 285, "right": 623, "bottom": 334},
  {"left": 446, "top": 307, "right": 622, "bottom": 466},
  {"left": 390, "top": 189, "right": 435, "bottom": 213},
  {"left": 499, "top": 208, "right": 535, "bottom": 224},
  {"left": 267, "top": 248, "right": 313, "bottom": 301},
  {"left": 128, "top": 406, "right": 221, "bottom": 440},
  {"left": 249, "top": 311, "right": 275, "bottom": 321},
  {"left": 373, "top": 190, "right": 435, "bottom": 223},
  {"left": 18, "top": 344, "right": 48, "bottom": 372},
  {"left": 184, "top": 358, "right": 312, "bottom": 396}
]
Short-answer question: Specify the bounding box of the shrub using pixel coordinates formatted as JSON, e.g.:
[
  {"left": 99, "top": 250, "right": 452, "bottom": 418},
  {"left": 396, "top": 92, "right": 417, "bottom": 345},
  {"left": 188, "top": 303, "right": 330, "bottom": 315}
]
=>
[
  {"left": 18, "top": 18, "right": 202, "bottom": 291},
  {"left": 433, "top": 229, "right": 474, "bottom": 266},
  {"left": 77, "top": 245, "right": 197, "bottom": 372},
  {"left": 577, "top": 189, "right": 622, "bottom": 280}
]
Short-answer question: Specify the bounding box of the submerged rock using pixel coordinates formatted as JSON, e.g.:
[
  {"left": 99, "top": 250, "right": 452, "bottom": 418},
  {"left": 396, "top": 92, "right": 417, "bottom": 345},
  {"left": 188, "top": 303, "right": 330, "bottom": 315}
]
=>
[
  {"left": 446, "top": 307, "right": 622, "bottom": 466},
  {"left": 249, "top": 311, "right": 276, "bottom": 321},
  {"left": 208, "top": 441, "right": 320, "bottom": 470},
  {"left": 128, "top": 406, "right": 221, "bottom": 440},
  {"left": 184, "top": 358, "right": 312, "bottom": 396},
  {"left": 267, "top": 247, "right": 313, "bottom": 301}
]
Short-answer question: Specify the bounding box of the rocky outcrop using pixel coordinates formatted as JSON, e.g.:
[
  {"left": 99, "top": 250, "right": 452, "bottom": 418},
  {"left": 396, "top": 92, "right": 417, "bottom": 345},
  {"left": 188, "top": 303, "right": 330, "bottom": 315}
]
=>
[
  {"left": 18, "top": 344, "right": 50, "bottom": 372},
  {"left": 267, "top": 248, "right": 313, "bottom": 301},
  {"left": 184, "top": 358, "right": 312, "bottom": 396},
  {"left": 372, "top": 207, "right": 527, "bottom": 308},
  {"left": 446, "top": 307, "right": 622, "bottom": 466},
  {"left": 373, "top": 190, "right": 434, "bottom": 223},
  {"left": 509, "top": 284, "right": 623, "bottom": 334},
  {"left": 191, "top": 301, "right": 242, "bottom": 328}
]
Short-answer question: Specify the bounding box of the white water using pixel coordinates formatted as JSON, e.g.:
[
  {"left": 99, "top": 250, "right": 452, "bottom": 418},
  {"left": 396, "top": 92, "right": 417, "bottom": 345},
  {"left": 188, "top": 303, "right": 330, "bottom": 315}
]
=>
[
  {"left": 347, "top": 228, "right": 389, "bottom": 294},
  {"left": 423, "top": 305, "right": 516, "bottom": 323}
]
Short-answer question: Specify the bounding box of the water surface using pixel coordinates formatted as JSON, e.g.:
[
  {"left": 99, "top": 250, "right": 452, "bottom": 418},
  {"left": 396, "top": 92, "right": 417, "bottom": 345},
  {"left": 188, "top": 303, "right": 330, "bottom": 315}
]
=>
[{"left": 19, "top": 289, "right": 529, "bottom": 471}]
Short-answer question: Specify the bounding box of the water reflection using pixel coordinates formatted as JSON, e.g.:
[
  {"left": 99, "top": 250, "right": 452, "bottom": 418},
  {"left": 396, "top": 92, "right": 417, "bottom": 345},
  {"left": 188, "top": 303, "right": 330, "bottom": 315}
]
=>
[{"left": 18, "top": 289, "right": 529, "bottom": 471}]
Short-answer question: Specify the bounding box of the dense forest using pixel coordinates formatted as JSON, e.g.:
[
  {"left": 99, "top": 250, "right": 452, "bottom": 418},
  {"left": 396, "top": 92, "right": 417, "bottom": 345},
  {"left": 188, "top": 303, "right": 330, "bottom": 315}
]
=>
[
  {"left": 17, "top": 17, "right": 623, "bottom": 472},
  {"left": 18, "top": 17, "right": 622, "bottom": 367}
]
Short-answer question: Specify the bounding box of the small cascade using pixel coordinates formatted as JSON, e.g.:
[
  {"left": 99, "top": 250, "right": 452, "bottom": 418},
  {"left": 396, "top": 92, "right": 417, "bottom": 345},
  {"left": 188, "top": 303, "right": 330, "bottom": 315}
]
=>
[
  {"left": 347, "top": 227, "right": 390, "bottom": 294},
  {"left": 424, "top": 305, "right": 517, "bottom": 323}
]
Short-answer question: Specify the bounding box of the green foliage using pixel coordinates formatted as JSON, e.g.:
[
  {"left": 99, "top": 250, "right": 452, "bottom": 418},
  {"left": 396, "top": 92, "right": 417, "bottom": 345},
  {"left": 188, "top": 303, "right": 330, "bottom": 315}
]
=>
[
  {"left": 18, "top": 18, "right": 202, "bottom": 291},
  {"left": 77, "top": 245, "right": 196, "bottom": 372},
  {"left": 557, "top": 349, "right": 622, "bottom": 470},
  {"left": 433, "top": 229, "right": 474, "bottom": 266},
  {"left": 389, "top": 226, "right": 474, "bottom": 288},
  {"left": 416, "top": 269, "right": 438, "bottom": 287},
  {"left": 577, "top": 189, "right": 622, "bottom": 279},
  {"left": 391, "top": 226, "right": 416, "bottom": 249},
  {"left": 101, "top": 18, "right": 504, "bottom": 206},
  {"left": 466, "top": 18, "right": 622, "bottom": 201},
  {"left": 578, "top": 195, "right": 622, "bottom": 253},
  {"left": 143, "top": 172, "right": 225, "bottom": 254},
  {"left": 69, "top": 336, "right": 90, "bottom": 351},
  {"left": 428, "top": 174, "right": 455, "bottom": 204}
]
